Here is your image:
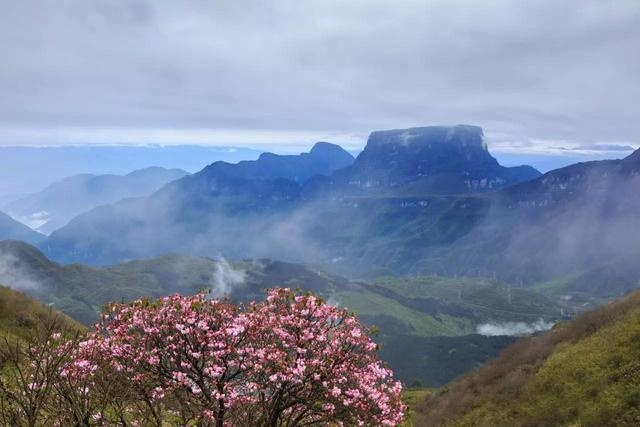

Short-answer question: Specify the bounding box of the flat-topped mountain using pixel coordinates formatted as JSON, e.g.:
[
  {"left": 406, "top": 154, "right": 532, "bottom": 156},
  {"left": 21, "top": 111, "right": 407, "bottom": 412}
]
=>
[
  {"left": 40, "top": 125, "right": 569, "bottom": 275},
  {"left": 307, "top": 125, "right": 540, "bottom": 196},
  {"left": 41, "top": 130, "right": 640, "bottom": 291}
]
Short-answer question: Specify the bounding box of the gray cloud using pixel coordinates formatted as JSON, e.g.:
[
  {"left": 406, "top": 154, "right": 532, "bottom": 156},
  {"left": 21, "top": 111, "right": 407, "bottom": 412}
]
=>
[
  {"left": 563, "top": 144, "right": 637, "bottom": 152},
  {"left": 0, "top": 0, "right": 639, "bottom": 153}
]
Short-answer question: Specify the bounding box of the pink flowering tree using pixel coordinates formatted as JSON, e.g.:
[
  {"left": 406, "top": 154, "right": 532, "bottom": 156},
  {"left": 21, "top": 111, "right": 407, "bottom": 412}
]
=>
[
  {"left": 0, "top": 316, "right": 88, "bottom": 427},
  {"left": 0, "top": 289, "right": 405, "bottom": 426},
  {"left": 249, "top": 289, "right": 405, "bottom": 426},
  {"left": 87, "top": 295, "right": 259, "bottom": 425},
  {"left": 83, "top": 288, "right": 405, "bottom": 426}
]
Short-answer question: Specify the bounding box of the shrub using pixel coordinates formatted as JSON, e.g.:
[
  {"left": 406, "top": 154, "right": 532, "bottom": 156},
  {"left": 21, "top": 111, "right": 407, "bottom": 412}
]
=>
[{"left": 0, "top": 289, "right": 406, "bottom": 426}]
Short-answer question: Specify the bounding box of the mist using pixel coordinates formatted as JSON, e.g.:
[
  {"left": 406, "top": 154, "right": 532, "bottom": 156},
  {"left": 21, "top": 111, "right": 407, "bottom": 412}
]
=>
[
  {"left": 0, "top": 253, "right": 41, "bottom": 292},
  {"left": 476, "top": 319, "right": 555, "bottom": 337},
  {"left": 209, "top": 257, "right": 246, "bottom": 298}
]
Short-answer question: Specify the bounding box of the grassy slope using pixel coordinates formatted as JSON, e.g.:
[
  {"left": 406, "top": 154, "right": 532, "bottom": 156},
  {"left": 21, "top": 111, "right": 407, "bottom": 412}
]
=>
[
  {"left": 332, "top": 275, "right": 562, "bottom": 337},
  {"left": 3, "top": 240, "right": 563, "bottom": 334},
  {"left": 415, "top": 291, "right": 640, "bottom": 426},
  {"left": 371, "top": 276, "right": 562, "bottom": 324},
  {"left": 336, "top": 289, "right": 474, "bottom": 336},
  {"left": 402, "top": 388, "right": 433, "bottom": 427},
  {"left": 0, "top": 285, "right": 82, "bottom": 343},
  {"left": 50, "top": 254, "right": 219, "bottom": 323}
]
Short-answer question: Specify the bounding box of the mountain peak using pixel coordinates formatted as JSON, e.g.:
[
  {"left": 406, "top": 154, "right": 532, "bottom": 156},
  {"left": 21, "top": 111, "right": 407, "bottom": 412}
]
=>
[
  {"left": 125, "top": 166, "right": 188, "bottom": 178},
  {"left": 0, "top": 212, "right": 45, "bottom": 245},
  {"left": 312, "top": 125, "right": 540, "bottom": 196},
  {"left": 625, "top": 147, "right": 640, "bottom": 164},
  {"left": 367, "top": 125, "right": 486, "bottom": 150},
  {"left": 356, "top": 124, "right": 497, "bottom": 176},
  {"left": 310, "top": 141, "right": 349, "bottom": 155}
]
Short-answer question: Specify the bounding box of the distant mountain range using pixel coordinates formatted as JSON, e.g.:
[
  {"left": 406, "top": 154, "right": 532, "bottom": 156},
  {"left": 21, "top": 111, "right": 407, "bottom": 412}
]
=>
[
  {"left": 0, "top": 211, "right": 44, "bottom": 245},
  {"left": 41, "top": 126, "right": 538, "bottom": 264},
  {"left": 410, "top": 147, "right": 640, "bottom": 282},
  {"left": 0, "top": 145, "right": 262, "bottom": 200},
  {"left": 8, "top": 124, "right": 636, "bottom": 295},
  {"left": 4, "top": 166, "right": 188, "bottom": 234},
  {"left": 41, "top": 142, "right": 354, "bottom": 264},
  {"left": 199, "top": 141, "right": 354, "bottom": 184}
]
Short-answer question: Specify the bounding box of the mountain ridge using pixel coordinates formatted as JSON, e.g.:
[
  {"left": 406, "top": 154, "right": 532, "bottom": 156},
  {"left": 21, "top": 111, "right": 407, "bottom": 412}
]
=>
[
  {"left": 0, "top": 211, "right": 45, "bottom": 245},
  {"left": 4, "top": 166, "right": 189, "bottom": 234},
  {"left": 40, "top": 124, "right": 640, "bottom": 291}
]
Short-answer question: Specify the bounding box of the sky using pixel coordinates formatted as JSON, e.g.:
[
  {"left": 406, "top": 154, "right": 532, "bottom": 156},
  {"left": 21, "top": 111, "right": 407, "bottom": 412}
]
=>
[{"left": 1, "top": 0, "right": 639, "bottom": 161}]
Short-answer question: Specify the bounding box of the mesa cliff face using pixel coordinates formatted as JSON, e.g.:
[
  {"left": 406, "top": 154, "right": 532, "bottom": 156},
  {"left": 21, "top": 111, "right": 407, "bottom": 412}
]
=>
[{"left": 307, "top": 125, "right": 540, "bottom": 196}]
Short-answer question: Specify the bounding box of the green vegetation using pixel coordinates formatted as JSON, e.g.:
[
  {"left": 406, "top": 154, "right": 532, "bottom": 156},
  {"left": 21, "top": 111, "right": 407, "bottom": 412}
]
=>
[
  {"left": 2, "top": 240, "right": 564, "bottom": 332},
  {"left": 0, "top": 286, "right": 81, "bottom": 343},
  {"left": 371, "top": 275, "right": 563, "bottom": 324},
  {"left": 402, "top": 388, "right": 432, "bottom": 427},
  {"left": 1, "top": 240, "right": 568, "bottom": 388},
  {"left": 378, "top": 334, "right": 516, "bottom": 388},
  {"left": 415, "top": 291, "right": 640, "bottom": 426},
  {"left": 336, "top": 289, "right": 474, "bottom": 336}
]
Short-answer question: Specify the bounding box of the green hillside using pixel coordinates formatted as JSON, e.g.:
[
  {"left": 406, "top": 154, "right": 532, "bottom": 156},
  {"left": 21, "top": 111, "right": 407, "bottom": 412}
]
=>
[
  {"left": 0, "top": 240, "right": 568, "bottom": 387},
  {"left": 0, "top": 285, "right": 81, "bottom": 344},
  {"left": 371, "top": 276, "right": 565, "bottom": 324},
  {"left": 415, "top": 291, "right": 640, "bottom": 426},
  {"left": 1, "top": 240, "right": 564, "bottom": 330}
]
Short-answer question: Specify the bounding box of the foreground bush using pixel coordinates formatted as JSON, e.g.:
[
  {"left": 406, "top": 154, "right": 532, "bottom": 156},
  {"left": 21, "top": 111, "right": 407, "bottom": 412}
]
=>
[{"left": 0, "top": 288, "right": 405, "bottom": 426}]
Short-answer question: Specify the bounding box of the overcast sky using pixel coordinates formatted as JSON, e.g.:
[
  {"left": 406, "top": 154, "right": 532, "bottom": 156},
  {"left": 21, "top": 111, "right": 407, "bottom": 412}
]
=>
[{"left": 1, "top": 0, "right": 639, "bottom": 157}]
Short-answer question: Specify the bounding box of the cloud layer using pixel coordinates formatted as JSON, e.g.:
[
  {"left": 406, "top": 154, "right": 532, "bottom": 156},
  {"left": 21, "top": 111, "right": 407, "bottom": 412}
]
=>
[{"left": 1, "top": 1, "right": 639, "bottom": 153}]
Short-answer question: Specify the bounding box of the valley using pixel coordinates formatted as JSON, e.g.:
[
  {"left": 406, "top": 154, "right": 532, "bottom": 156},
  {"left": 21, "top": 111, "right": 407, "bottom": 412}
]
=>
[
  {"left": 414, "top": 290, "right": 640, "bottom": 426},
  {"left": 0, "top": 239, "right": 563, "bottom": 386}
]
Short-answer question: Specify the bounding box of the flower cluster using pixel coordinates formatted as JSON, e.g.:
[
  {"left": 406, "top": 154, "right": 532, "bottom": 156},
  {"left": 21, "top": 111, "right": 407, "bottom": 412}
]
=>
[{"left": 2, "top": 289, "right": 405, "bottom": 426}]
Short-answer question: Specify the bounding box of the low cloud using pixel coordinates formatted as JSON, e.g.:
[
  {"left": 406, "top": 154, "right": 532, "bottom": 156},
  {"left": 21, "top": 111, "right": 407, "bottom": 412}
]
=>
[
  {"left": 13, "top": 211, "right": 51, "bottom": 232},
  {"left": 476, "top": 319, "right": 555, "bottom": 336},
  {"left": 558, "top": 144, "right": 637, "bottom": 153},
  {"left": 210, "top": 257, "right": 246, "bottom": 298},
  {"left": 0, "top": 253, "right": 41, "bottom": 291}
]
